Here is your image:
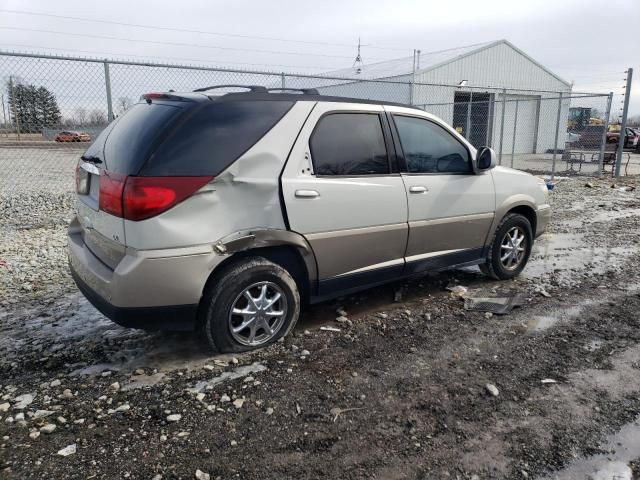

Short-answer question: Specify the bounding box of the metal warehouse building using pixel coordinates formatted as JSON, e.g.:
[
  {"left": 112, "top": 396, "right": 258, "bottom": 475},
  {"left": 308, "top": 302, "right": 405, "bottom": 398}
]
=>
[{"left": 315, "top": 40, "right": 572, "bottom": 154}]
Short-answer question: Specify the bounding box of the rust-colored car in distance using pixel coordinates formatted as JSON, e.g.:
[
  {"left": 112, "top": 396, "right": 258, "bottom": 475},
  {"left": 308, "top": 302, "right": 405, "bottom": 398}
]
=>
[{"left": 55, "top": 131, "right": 91, "bottom": 142}]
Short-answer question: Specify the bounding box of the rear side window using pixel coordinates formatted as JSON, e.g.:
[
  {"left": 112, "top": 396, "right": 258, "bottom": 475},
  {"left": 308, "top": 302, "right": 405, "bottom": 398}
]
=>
[
  {"left": 310, "top": 113, "right": 389, "bottom": 176},
  {"left": 394, "top": 115, "right": 471, "bottom": 174},
  {"left": 103, "top": 103, "right": 183, "bottom": 174},
  {"left": 142, "top": 100, "right": 294, "bottom": 176}
]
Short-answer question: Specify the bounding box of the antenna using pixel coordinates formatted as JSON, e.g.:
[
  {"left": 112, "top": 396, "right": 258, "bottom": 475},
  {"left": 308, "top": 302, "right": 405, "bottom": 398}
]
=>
[{"left": 353, "top": 37, "right": 363, "bottom": 73}]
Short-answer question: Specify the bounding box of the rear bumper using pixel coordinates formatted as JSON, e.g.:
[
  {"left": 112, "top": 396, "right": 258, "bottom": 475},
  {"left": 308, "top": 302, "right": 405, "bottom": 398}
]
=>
[
  {"left": 68, "top": 217, "right": 225, "bottom": 330},
  {"left": 70, "top": 265, "right": 198, "bottom": 331},
  {"left": 535, "top": 204, "right": 551, "bottom": 238}
]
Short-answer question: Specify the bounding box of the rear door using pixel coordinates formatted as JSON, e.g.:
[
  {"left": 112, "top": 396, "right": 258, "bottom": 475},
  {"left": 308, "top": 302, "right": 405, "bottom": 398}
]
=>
[
  {"left": 281, "top": 102, "right": 408, "bottom": 295},
  {"left": 386, "top": 108, "right": 495, "bottom": 273}
]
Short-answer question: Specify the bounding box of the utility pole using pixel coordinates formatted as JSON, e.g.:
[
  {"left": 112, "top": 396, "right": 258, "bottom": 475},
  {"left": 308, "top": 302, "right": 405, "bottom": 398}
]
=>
[
  {"left": 410, "top": 49, "right": 420, "bottom": 106},
  {"left": 614, "top": 68, "right": 633, "bottom": 177},
  {"left": 352, "top": 37, "right": 363, "bottom": 70},
  {"left": 104, "top": 61, "right": 114, "bottom": 122}
]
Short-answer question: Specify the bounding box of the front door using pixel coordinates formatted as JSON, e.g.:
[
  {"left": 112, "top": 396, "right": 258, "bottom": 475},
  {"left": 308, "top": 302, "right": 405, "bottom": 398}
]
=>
[
  {"left": 387, "top": 109, "right": 495, "bottom": 273},
  {"left": 281, "top": 102, "right": 408, "bottom": 295}
]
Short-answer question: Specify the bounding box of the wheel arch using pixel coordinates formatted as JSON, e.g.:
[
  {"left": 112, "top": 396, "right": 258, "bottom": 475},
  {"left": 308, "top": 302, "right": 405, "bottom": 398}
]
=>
[
  {"left": 505, "top": 204, "right": 537, "bottom": 235},
  {"left": 485, "top": 196, "right": 538, "bottom": 249},
  {"left": 202, "top": 229, "right": 318, "bottom": 304}
]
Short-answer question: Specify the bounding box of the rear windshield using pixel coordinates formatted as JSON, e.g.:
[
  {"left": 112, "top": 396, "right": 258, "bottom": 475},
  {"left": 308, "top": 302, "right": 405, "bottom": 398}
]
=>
[
  {"left": 82, "top": 103, "right": 183, "bottom": 174},
  {"left": 103, "top": 103, "right": 183, "bottom": 174},
  {"left": 141, "top": 100, "right": 294, "bottom": 176}
]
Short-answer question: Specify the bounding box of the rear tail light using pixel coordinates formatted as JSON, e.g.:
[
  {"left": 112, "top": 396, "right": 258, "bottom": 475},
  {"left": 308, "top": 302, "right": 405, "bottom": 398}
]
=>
[
  {"left": 99, "top": 171, "right": 127, "bottom": 217},
  {"left": 99, "top": 171, "right": 213, "bottom": 221}
]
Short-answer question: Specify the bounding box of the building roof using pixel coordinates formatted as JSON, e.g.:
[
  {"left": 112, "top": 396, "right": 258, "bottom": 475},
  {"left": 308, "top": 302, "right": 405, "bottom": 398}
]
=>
[
  {"left": 325, "top": 41, "right": 493, "bottom": 79},
  {"left": 322, "top": 39, "right": 571, "bottom": 87}
]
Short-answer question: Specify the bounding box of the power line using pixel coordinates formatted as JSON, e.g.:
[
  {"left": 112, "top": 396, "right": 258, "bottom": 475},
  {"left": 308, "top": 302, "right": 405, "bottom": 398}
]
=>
[
  {"left": 0, "top": 43, "right": 338, "bottom": 71},
  {"left": 566, "top": 73, "right": 625, "bottom": 80},
  {"left": 0, "top": 8, "right": 411, "bottom": 52},
  {"left": 0, "top": 26, "right": 399, "bottom": 61}
]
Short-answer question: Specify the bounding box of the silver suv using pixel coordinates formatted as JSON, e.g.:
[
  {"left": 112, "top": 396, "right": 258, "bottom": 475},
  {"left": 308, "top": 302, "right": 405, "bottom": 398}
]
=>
[{"left": 68, "top": 86, "right": 550, "bottom": 352}]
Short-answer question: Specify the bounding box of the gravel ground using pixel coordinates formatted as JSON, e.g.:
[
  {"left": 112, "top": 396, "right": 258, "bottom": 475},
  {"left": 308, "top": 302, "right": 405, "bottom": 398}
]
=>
[{"left": 1, "top": 175, "right": 640, "bottom": 479}]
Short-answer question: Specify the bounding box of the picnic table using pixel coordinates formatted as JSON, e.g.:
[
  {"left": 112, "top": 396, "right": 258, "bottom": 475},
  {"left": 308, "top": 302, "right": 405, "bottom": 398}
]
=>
[{"left": 563, "top": 141, "right": 631, "bottom": 175}]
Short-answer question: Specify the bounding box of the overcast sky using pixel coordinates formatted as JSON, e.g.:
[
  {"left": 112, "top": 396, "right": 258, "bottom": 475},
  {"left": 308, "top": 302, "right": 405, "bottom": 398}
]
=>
[{"left": 0, "top": 0, "right": 638, "bottom": 115}]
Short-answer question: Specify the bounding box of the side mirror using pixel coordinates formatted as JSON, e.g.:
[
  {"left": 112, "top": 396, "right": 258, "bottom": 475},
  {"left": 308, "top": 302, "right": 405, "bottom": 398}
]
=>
[{"left": 476, "top": 146, "right": 496, "bottom": 171}]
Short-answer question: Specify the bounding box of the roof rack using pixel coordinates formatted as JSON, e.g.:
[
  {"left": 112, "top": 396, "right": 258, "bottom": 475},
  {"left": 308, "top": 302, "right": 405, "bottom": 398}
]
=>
[
  {"left": 193, "top": 84, "right": 267, "bottom": 93},
  {"left": 266, "top": 87, "right": 320, "bottom": 95}
]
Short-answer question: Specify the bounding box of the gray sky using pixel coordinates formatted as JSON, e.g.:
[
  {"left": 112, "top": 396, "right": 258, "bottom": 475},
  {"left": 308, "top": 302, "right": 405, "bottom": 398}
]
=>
[{"left": 1, "top": 0, "right": 638, "bottom": 115}]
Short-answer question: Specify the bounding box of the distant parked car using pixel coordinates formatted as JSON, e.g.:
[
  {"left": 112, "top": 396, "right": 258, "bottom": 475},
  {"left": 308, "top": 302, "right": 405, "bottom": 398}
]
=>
[
  {"left": 606, "top": 127, "right": 638, "bottom": 148},
  {"left": 573, "top": 125, "right": 605, "bottom": 149},
  {"left": 630, "top": 128, "right": 640, "bottom": 151},
  {"left": 55, "top": 131, "right": 91, "bottom": 142}
]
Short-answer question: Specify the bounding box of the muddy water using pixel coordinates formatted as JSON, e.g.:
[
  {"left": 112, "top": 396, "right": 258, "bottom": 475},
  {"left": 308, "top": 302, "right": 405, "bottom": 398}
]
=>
[
  {"left": 524, "top": 232, "right": 635, "bottom": 282},
  {"left": 545, "top": 416, "right": 640, "bottom": 480},
  {"left": 590, "top": 207, "right": 640, "bottom": 223},
  {"left": 526, "top": 300, "right": 599, "bottom": 332}
]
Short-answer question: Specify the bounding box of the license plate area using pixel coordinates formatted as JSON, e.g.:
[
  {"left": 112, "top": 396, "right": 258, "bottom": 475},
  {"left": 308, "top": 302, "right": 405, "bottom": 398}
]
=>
[
  {"left": 76, "top": 167, "right": 90, "bottom": 195},
  {"left": 78, "top": 162, "right": 101, "bottom": 209}
]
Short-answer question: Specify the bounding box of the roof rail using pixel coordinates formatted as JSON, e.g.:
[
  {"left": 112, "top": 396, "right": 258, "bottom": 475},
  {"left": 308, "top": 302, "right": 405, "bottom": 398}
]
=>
[
  {"left": 266, "top": 88, "right": 320, "bottom": 95},
  {"left": 193, "top": 84, "right": 267, "bottom": 93}
]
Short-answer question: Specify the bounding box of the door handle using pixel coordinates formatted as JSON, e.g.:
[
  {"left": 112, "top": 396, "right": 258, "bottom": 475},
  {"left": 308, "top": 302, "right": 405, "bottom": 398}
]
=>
[
  {"left": 409, "top": 186, "right": 428, "bottom": 193},
  {"left": 295, "top": 189, "right": 320, "bottom": 198}
]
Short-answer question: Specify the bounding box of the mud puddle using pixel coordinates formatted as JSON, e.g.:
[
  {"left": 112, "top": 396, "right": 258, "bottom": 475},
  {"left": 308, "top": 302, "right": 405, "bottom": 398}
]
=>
[
  {"left": 526, "top": 299, "right": 600, "bottom": 332},
  {"left": 68, "top": 332, "right": 227, "bottom": 376},
  {"left": 525, "top": 232, "right": 635, "bottom": 281},
  {"left": 590, "top": 207, "right": 640, "bottom": 224},
  {"left": 544, "top": 416, "right": 640, "bottom": 480}
]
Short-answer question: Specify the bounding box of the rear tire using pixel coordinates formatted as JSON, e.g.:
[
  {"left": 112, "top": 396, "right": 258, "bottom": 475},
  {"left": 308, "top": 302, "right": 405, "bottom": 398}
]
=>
[
  {"left": 198, "top": 257, "right": 300, "bottom": 353},
  {"left": 481, "top": 213, "right": 533, "bottom": 280}
]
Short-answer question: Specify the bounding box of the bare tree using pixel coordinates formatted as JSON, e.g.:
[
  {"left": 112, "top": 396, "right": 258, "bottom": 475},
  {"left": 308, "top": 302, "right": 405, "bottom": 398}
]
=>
[
  {"left": 73, "top": 107, "right": 87, "bottom": 126},
  {"left": 88, "top": 109, "right": 107, "bottom": 126},
  {"left": 116, "top": 97, "right": 133, "bottom": 116}
]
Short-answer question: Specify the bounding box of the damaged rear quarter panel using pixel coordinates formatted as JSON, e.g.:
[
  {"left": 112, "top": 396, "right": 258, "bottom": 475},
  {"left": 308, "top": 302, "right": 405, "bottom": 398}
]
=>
[{"left": 123, "top": 101, "right": 316, "bottom": 251}]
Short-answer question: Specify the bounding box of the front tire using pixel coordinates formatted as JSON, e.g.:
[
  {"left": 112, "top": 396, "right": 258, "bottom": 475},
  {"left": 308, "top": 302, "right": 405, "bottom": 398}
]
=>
[
  {"left": 481, "top": 213, "right": 533, "bottom": 280},
  {"left": 198, "top": 257, "right": 301, "bottom": 353}
]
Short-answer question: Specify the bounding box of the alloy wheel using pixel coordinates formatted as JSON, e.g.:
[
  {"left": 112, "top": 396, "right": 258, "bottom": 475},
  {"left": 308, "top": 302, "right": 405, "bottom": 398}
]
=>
[
  {"left": 228, "top": 281, "right": 288, "bottom": 346},
  {"left": 500, "top": 226, "right": 527, "bottom": 270}
]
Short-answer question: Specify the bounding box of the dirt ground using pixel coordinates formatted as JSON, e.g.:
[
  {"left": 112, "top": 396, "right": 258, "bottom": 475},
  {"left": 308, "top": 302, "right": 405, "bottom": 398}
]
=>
[{"left": 1, "top": 176, "right": 640, "bottom": 480}]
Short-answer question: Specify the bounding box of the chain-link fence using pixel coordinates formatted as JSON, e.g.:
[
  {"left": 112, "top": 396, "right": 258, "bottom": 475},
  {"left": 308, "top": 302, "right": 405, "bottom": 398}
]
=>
[
  {"left": 0, "top": 51, "right": 631, "bottom": 200},
  {"left": 419, "top": 90, "right": 626, "bottom": 178}
]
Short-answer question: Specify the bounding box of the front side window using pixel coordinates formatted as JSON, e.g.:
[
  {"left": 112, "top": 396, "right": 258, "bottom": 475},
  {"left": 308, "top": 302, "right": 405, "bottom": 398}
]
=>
[
  {"left": 310, "top": 113, "right": 389, "bottom": 176},
  {"left": 394, "top": 115, "right": 471, "bottom": 174}
]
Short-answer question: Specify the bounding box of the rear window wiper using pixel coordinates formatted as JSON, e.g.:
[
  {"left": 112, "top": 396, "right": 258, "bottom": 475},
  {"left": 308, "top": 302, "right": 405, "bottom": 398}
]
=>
[{"left": 81, "top": 155, "right": 103, "bottom": 164}]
